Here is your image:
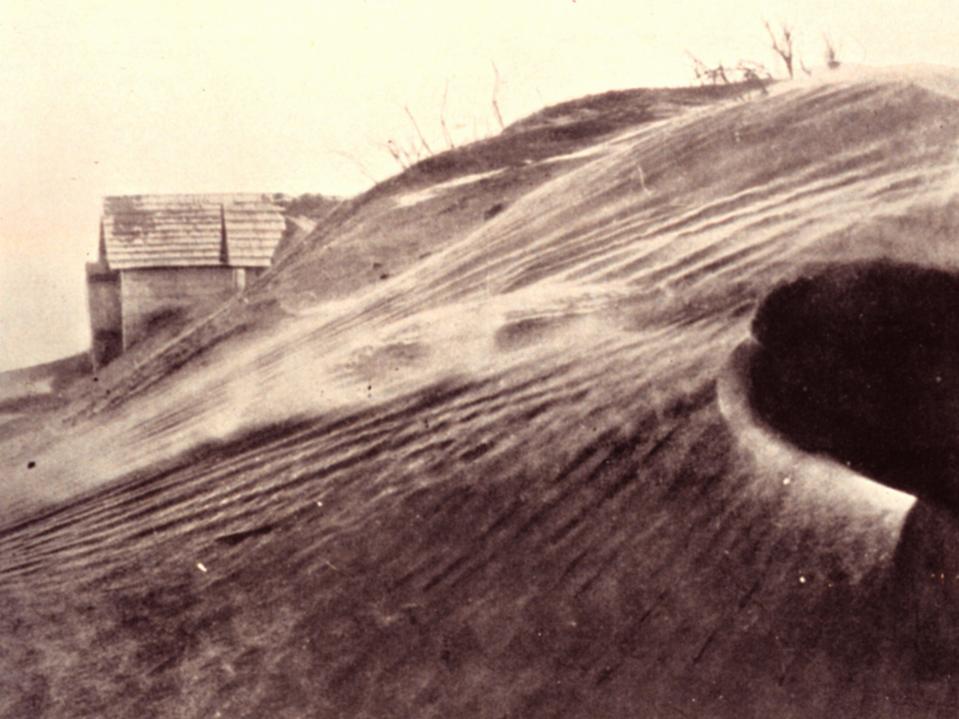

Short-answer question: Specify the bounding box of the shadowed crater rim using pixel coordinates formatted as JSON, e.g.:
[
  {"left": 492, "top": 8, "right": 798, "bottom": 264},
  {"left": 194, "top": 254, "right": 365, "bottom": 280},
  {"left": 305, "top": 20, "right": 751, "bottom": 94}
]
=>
[{"left": 747, "top": 259, "right": 959, "bottom": 516}]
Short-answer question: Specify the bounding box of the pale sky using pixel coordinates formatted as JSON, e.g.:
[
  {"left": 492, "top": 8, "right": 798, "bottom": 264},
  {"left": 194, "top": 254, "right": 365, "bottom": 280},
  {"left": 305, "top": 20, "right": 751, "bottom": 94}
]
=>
[{"left": 1, "top": 0, "right": 957, "bottom": 371}]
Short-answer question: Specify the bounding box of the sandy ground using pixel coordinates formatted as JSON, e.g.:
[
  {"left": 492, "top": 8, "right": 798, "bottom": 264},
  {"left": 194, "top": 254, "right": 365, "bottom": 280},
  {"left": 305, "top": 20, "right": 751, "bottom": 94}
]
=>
[{"left": 4, "top": 69, "right": 959, "bottom": 717}]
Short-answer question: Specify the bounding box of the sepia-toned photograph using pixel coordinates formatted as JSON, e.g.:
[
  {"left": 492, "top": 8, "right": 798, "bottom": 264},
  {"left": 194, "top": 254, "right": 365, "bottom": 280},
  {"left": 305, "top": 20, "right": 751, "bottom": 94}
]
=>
[{"left": 3, "top": 1, "right": 959, "bottom": 716}]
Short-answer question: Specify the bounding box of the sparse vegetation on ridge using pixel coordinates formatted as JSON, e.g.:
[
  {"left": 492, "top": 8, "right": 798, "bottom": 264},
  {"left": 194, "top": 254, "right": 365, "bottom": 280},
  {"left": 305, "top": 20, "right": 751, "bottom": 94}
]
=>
[{"left": 689, "top": 19, "right": 842, "bottom": 90}]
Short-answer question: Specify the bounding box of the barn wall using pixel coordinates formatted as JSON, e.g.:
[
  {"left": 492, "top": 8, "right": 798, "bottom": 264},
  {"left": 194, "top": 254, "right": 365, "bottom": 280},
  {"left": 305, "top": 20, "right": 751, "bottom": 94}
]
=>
[
  {"left": 86, "top": 262, "right": 121, "bottom": 369},
  {"left": 120, "top": 267, "right": 239, "bottom": 349}
]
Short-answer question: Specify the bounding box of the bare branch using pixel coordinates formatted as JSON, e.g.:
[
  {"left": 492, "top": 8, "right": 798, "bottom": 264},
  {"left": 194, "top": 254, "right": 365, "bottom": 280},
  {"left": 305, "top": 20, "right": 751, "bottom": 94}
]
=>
[
  {"left": 534, "top": 85, "right": 546, "bottom": 108},
  {"left": 327, "top": 147, "right": 378, "bottom": 184},
  {"left": 403, "top": 136, "right": 421, "bottom": 163},
  {"left": 382, "top": 139, "right": 408, "bottom": 170},
  {"left": 403, "top": 105, "right": 433, "bottom": 157},
  {"left": 736, "top": 61, "right": 771, "bottom": 95},
  {"left": 440, "top": 81, "right": 454, "bottom": 150},
  {"left": 491, "top": 61, "right": 505, "bottom": 131},
  {"left": 687, "top": 51, "right": 709, "bottom": 85},
  {"left": 736, "top": 60, "right": 772, "bottom": 80},
  {"left": 764, "top": 20, "right": 795, "bottom": 79},
  {"left": 686, "top": 51, "right": 732, "bottom": 87},
  {"left": 824, "top": 34, "right": 841, "bottom": 69}
]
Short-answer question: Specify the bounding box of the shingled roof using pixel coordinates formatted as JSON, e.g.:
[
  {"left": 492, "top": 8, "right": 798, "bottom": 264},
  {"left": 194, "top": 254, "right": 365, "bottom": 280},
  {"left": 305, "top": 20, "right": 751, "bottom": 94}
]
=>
[{"left": 100, "top": 194, "right": 287, "bottom": 270}]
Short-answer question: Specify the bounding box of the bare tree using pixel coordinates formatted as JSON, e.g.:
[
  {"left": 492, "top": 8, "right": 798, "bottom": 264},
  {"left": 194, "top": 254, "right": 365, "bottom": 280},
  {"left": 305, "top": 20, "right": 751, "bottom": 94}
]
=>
[
  {"left": 491, "top": 62, "right": 505, "bottom": 131},
  {"left": 764, "top": 20, "right": 795, "bottom": 79},
  {"left": 736, "top": 61, "right": 772, "bottom": 95},
  {"left": 715, "top": 63, "right": 730, "bottom": 85},
  {"left": 688, "top": 52, "right": 709, "bottom": 85},
  {"left": 687, "top": 52, "right": 731, "bottom": 86},
  {"left": 824, "top": 34, "right": 841, "bottom": 70},
  {"left": 385, "top": 139, "right": 407, "bottom": 169},
  {"left": 403, "top": 105, "right": 433, "bottom": 157},
  {"left": 382, "top": 139, "right": 412, "bottom": 170},
  {"left": 403, "top": 137, "right": 423, "bottom": 163},
  {"left": 439, "top": 81, "right": 454, "bottom": 150}
]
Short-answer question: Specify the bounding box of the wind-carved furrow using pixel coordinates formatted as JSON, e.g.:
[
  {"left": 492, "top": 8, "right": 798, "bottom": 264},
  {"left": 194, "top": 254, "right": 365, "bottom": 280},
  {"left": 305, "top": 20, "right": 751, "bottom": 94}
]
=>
[
  {"left": 1, "top": 432, "right": 313, "bottom": 558},
  {"left": 494, "top": 209, "right": 673, "bottom": 294},
  {"left": 598, "top": 163, "right": 893, "bottom": 290},
  {"left": 2, "top": 449, "right": 313, "bottom": 571},
  {"left": 595, "top": 219, "right": 758, "bottom": 286},
  {"left": 573, "top": 541, "right": 632, "bottom": 598},
  {"left": 2, "top": 381, "right": 488, "bottom": 548},
  {"left": 868, "top": 172, "right": 933, "bottom": 200},
  {"left": 440, "top": 192, "right": 680, "bottom": 300},
  {"left": 0, "top": 459, "right": 190, "bottom": 544},
  {"left": 20, "top": 416, "right": 325, "bottom": 532},
  {"left": 0, "top": 466, "right": 194, "bottom": 555},
  {"left": 1, "top": 366, "right": 593, "bottom": 580},
  {"left": 666, "top": 239, "right": 791, "bottom": 294},
  {"left": 383, "top": 391, "right": 634, "bottom": 592},
  {"left": 668, "top": 166, "right": 878, "bottom": 243},
  {"left": 398, "top": 170, "right": 662, "bottom": 305},
  {"left": 412, "top": 397, "right": 705, "bottom": 596}
]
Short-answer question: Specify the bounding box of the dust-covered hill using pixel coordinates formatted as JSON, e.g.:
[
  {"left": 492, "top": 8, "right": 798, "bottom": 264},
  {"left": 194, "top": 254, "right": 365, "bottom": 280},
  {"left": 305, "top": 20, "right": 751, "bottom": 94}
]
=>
[{"left": 4, "top": 67, "right": 959, "bottom": 717}]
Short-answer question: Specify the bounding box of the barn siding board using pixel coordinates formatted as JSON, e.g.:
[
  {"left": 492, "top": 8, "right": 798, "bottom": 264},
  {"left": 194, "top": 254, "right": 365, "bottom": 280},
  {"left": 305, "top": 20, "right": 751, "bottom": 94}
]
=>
[{"left": 119, "top": 267, "right": 238, "bottom": 349}]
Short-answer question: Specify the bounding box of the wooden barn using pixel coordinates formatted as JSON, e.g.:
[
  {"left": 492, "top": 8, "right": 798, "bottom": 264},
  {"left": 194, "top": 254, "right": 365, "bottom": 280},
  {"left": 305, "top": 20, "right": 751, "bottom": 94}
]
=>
[{"left": 86, "top": 194, "right": 286, "bottom": 369}]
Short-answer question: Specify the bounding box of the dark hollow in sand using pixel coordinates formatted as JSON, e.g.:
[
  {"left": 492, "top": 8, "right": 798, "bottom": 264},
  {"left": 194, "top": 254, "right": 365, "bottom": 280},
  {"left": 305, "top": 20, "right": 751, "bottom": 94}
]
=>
[{"left": 749, "top": 259, "right": 959, "bottom": 515}]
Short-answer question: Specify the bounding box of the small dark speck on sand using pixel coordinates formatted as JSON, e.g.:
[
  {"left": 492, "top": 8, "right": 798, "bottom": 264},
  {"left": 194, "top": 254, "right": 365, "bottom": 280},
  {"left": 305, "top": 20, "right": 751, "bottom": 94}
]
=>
[{"left": 27, "top": 461, "right": 36, "bottom": 469}]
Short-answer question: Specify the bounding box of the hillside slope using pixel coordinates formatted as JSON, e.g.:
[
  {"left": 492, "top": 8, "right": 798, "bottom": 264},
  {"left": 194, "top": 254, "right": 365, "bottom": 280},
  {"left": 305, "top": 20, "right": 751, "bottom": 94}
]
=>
[{"left": 4, "top": 68, "right": 959, "bottom": 717}]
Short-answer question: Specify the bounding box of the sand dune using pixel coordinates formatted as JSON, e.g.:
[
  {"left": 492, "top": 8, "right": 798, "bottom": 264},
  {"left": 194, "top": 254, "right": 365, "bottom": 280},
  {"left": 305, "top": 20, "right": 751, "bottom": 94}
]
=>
[{"left": 4, "top": 70, "right": 959, "bottom": 717}]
